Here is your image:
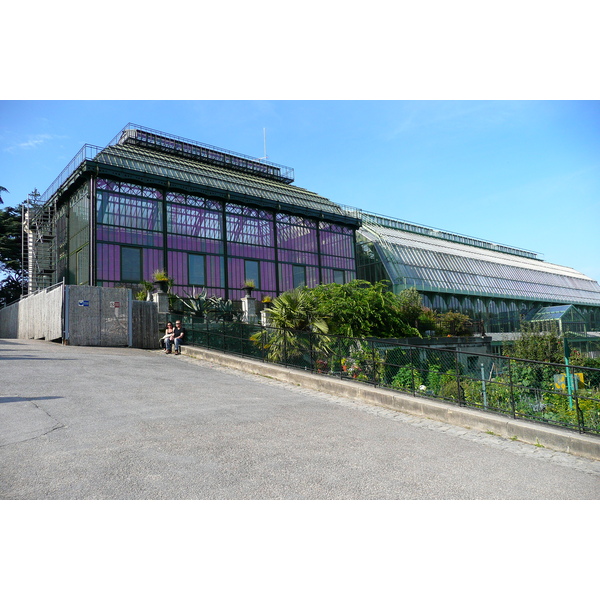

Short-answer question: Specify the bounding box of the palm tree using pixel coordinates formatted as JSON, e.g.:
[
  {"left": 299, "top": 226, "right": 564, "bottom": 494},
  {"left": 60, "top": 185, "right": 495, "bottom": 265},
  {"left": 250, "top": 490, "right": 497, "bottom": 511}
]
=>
[
  {"left": 251, "top": 287, "right": 331, "bottom": 364},
  {"left": 0, "top": 186, "right": 8, "bottom": 204}
]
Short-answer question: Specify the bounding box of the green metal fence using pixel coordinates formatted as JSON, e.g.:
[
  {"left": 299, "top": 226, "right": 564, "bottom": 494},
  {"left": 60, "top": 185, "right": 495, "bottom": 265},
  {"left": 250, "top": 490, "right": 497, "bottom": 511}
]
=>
[{"left": 169, "top": 315, "right": 600, "bottom": 436}]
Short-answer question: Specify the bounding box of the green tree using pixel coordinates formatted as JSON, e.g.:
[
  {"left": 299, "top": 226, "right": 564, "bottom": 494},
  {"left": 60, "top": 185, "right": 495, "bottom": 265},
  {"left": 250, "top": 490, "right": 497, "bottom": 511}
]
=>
[
  {"left": 308, "top": 280, "right": 420, "bottom": 338},
  {"left": 0, "top": 204, "right": 25, "bottom": 305},
  {"left": 507, "top": 321, "right": 564, "bottom": 363},
  {"left": 502, "top": 321, "right": 565, "bottom": 399},
  {"left": 418, "top": 306, "right": 438, "bottom": 334},
  {"left": 397, "top": 286, "right": 424, "bottom": 329},
  {"left": 435, "top": 310, "right": 473, "bottom": 336},
  {"left": 266, "top": 287, "right": 329, "bottom": 334},
  {"left": 252, "top": 287, "right": 330, "bottom": 362},
  {"left": 0, "top": 186, "right": 8, "bottom": 205}
]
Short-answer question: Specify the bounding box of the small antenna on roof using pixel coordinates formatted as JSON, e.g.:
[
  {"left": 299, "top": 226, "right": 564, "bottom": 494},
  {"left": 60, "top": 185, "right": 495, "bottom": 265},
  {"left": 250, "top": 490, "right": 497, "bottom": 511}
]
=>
[{"left": 259, "top": 127, "right": 268, "bottom": 161}]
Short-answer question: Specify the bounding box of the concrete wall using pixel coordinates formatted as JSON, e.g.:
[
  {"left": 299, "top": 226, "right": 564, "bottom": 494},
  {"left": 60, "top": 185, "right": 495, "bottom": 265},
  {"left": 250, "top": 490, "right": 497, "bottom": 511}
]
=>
[
  {"left": 132, "top": 300, "right": 159, "bottom": 349},
  {"left": 65, "top": 286, "right": 131, "bottom": 346},
  {"left": 0, "top": 283, "right": 63, "bottom": 341},
  {"left": 0, "top": 284, "right": 159, "bottom": 348}
]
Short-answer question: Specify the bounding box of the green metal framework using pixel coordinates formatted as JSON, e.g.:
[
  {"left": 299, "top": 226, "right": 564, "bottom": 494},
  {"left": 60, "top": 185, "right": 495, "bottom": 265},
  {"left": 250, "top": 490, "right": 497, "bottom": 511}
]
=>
[
  {"left": 526, "top": 304, "right": 588, "bottom": 336},
  {"left": 355, "top": 212, "right": 600, "bottom": 332},
  {"left": 26, "top": 125, "right": 360, "bottom": 298}
]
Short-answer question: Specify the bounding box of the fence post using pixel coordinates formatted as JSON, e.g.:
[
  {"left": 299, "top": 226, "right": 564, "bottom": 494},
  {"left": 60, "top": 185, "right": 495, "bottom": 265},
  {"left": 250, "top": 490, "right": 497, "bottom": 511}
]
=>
[
  {"left": 481, "top": 363, "right": 488, "bottom": 410},
  {"left": 574, "top": 392, "right": 585, "bottom": 434},
  {"left": 508, "top": 358, "right": 516, "bottom": 419},
  {"left": 371, "top": 339, "right": 378, "bottom": 386},
  {"left": 409, "top": 346, "right": 415, "bottom": 395},
  {"left": 456, "top": 349, "right": 464, "bottom": 406}
]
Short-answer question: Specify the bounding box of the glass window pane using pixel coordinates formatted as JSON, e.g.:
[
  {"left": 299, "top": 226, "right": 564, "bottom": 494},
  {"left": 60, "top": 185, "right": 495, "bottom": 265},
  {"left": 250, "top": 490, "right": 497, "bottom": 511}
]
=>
[
  {"left": 121, "top": 247, "right": 142, "bottom": 282},
  {"left": 293, "top": 265, "right": 306, "bottom": 288},
  {"left": 245, "top": 260, "right": 260, "bottom": 287},
  {"left": 333, "top": 269, "right": 345, "bottom": 284},
  {"left": 189, "top": 254, "right": 206, "bottom": 286},
  {"left": 76, "top": 248, "right": 88, "bottom": 285}
]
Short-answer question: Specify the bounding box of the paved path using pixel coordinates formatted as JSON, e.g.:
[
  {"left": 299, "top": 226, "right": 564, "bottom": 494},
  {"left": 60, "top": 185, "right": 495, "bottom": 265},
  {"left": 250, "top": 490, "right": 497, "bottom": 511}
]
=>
[{"left": 1, "top": 339, "right": 599, "bottom": 499}]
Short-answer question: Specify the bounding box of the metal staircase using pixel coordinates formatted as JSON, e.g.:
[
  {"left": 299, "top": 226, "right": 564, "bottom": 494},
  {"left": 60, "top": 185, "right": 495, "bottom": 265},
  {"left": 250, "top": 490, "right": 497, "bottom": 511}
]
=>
[{"left": 23, "top": 189, "right": 57, "bottom": 293}]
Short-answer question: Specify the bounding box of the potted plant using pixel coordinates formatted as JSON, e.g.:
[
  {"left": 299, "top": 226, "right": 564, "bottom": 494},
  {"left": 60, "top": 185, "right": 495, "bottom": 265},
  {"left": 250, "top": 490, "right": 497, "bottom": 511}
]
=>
[
  {"left": 242, "top": 279, "right": 256, "bottom": 297},
  {"left": 153, "top": 269, "right": 173, "bottom": 294},
  {"left": 261, "top": 295, "right": 273, "bottom": 308}
]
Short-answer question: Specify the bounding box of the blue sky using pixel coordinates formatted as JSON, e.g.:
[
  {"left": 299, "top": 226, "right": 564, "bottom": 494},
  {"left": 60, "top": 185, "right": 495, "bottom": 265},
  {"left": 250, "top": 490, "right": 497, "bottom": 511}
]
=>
[{"left": 1, "top": 100, "right": 599, "bottom": 281}]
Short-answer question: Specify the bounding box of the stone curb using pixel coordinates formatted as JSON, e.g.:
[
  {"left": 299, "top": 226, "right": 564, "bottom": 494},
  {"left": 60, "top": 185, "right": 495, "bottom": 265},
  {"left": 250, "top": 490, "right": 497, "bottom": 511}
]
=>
[{"left": 181, "top": 345, "right": 600, "bottom": 462}]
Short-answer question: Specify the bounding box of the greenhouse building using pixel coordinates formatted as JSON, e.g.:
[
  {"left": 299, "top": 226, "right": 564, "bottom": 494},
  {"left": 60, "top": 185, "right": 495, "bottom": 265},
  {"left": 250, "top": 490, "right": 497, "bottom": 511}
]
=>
[
  {"left": 355, "top": 212, "right": 600, "bottom": 332},
  {"left": 24, "top": 123, "right": 600, "bottom": 334},
  {"left": 25, "top": 124, "right": 360, "bottom": 301}
]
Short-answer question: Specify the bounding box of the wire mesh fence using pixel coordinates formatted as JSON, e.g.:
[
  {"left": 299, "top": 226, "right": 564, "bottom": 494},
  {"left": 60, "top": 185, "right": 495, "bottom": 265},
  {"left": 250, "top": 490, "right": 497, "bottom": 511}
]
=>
[{"left": 169, "top": 315, "right": 600, "bottom": 436}]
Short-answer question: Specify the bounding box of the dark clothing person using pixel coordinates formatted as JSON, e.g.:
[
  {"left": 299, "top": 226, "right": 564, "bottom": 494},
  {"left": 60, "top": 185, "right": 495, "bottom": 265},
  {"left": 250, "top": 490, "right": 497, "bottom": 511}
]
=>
[{"left": 165, "top": 321, "right": 185, "bottom": 355}]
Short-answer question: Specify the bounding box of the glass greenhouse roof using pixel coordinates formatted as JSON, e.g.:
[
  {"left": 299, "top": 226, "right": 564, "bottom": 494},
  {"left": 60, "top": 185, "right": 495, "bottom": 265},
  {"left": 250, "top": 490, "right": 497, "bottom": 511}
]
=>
[
  {"left": 528, "top": 305, "right": 584, "bottom": 322},
  {"left": 93, "top": 143, "right": 347, "bottom": 220},
  {"left": 359, "top": 221, "right": 600, "bottom": 306}
]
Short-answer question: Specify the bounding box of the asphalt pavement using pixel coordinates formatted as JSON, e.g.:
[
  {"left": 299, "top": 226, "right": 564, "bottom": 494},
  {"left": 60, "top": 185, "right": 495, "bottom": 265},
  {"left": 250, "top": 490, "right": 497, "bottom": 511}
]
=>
[{"left": 1, "top": 338, "right": 599, "bottom": 499}]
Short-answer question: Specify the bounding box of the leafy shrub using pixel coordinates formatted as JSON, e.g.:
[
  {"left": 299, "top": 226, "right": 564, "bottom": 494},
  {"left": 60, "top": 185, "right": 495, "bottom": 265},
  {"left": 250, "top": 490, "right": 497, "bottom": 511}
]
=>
[{"left": 390, "top": 366, "right": 422, "bottom": 391}]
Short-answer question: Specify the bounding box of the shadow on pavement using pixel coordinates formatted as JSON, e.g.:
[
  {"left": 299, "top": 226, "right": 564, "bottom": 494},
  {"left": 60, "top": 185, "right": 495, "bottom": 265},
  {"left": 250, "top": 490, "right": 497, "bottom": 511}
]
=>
[{"left": 0, "top": 396, "right": 63, "bottom": 404}]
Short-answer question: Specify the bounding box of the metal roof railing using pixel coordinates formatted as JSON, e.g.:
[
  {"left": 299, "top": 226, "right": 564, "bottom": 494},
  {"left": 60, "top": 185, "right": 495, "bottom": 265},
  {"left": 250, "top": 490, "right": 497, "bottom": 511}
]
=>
[{"left": 38, "top": 144, "right": 103, "bottom": 206}]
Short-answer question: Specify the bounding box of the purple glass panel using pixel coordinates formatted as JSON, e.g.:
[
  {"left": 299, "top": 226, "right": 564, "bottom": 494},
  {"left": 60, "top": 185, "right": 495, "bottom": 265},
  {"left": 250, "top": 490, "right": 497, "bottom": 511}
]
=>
[
  {"left": 259, "top": 262, "right": 277, "bottom": 295},
  {"left": 167, "top": 192, "right": 185, "bottom": 204},
  {"left": 319, "top": 222, "right": 353, "bottom": 234},
  {"left": 206, "top": 255, "right": 224, "bottom": 288},
  {"left": 321, "top": 268, "right": 353, "bottom": 285},
  {"left": 228, "top": 258, "right": 246, "bottom": 293},
  {"left": 143, "top": 249, "right": 163, "bottom": 280},
  {"left": 169, "top": 191, "right": 223, "bottom": 212},
  {"left": 226, "top": 243, "right": 275, "bottom": 260},
  {"left": 276, "top": 213, "right": 316, "bottom": 226},
  {"left": 167, "top": 251, "right": 188, "bottom": 285},
  {"left": 278, "top": 263, "right": 293, "bottom": 291},
  {"left": 119, "top": 182, "right": 138, "bottom": 195},
  {"left": 97, "top": 179, "right": 119, "bottom": 191},
  {"left": 168, "top": 252, "right": 224, "bottom": 289},
  {"left": 97, "top": 178, "right": 163, "bottom": 200},
  {"left": 321, "top": 255, "right": 355, "bottom": 270},
  {"left": 167, "top": 235, "right": 223, "bottom": 254},
  {"left": 321, "top": 269, "right": 334, "bottom": 285},
  {"left": 277, "top": 221, "right": 318, "bottom": 252},
  {"left": 96, "top": 243, "right": 120, "bottom": 281},
  {"left": 277, "top": 250, "right": 319, "bottom": 265},
  {"left": 306, "top": 266, "right": 320, "bottom": 288},
  {"left": 320, "top": 230, "right": 355, "bottom": 257},
  {"left": 226, "top": 204, "right": 272, "bottom": 220},
  {"left": 226, "top": 213, "right": 274, "bottom": 246},
  {"left": 97, "top": 225, "right": 163, "bottom": 247},
  {"left": 96, "top": 191, "right": 162, "bottom": 232},
  {"left": 167, "top": 204, "right": 222, "bottom": 239}
]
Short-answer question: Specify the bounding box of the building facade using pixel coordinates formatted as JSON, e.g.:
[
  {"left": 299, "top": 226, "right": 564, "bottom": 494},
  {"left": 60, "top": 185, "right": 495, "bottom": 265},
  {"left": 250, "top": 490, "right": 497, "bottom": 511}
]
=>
[
  {"left": 25, "top": 123, "right": 600, "bottom": 333},
  {"left": 25, "top": 125, "right": 359, "bottom": 301}
]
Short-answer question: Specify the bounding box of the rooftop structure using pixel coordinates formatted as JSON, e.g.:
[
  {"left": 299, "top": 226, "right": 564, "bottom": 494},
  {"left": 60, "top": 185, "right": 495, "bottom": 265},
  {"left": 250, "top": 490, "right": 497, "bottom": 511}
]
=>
[{"left": 25, "top": 125, "right": 360, "bottom": 299}]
